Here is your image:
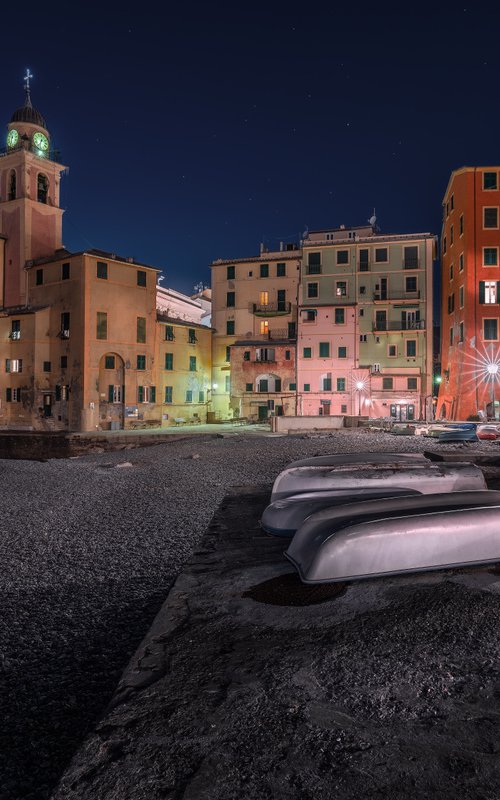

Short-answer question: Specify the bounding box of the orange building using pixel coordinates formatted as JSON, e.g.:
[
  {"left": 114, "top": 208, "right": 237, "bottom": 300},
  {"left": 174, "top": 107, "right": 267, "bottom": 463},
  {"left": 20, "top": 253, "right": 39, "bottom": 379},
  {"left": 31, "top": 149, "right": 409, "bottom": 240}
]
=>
[{"left": 438, "top": 167, "right": 500, "bottom": 420}]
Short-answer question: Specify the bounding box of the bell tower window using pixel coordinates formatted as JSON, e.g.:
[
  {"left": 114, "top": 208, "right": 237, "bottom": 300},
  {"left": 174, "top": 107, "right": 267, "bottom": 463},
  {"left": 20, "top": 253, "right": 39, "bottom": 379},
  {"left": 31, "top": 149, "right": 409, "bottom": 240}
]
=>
[
  {"left": 37, "top": 174, "right": 48, "bottom": 204},
  {"left": 8, "top": 170, "right": 16, "bottom": 201}
]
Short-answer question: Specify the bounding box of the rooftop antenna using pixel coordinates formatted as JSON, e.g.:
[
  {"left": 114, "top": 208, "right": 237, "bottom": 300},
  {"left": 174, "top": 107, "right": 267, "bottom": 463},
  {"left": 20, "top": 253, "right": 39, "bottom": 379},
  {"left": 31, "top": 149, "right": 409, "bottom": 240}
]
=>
[
  {"left": 23, "top": 68, "right": 33, "bottom": 107},
  {"left": 157, "top": 275, "right": 165, "bottom": 284}
]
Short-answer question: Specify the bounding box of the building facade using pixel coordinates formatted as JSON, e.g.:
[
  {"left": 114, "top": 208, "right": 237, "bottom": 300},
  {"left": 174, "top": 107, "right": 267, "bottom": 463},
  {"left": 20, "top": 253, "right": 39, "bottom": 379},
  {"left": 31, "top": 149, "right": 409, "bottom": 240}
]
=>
[{"left": 437, "top": 167, "right": 500, "bottom": 420}]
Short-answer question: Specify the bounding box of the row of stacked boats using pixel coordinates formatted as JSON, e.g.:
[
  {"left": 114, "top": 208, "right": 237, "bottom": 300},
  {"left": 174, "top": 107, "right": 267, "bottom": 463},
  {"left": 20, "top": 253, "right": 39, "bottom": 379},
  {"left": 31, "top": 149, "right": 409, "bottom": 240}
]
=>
[{"left": 261, "top": 453, "right": 500, "bottom": 584}]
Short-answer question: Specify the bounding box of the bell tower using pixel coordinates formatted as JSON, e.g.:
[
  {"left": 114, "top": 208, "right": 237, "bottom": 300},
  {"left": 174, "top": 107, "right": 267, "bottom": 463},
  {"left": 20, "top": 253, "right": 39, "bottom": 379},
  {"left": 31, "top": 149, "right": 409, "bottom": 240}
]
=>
[{"left": 0, "top": 70, "right": 67, "bottom": 307}]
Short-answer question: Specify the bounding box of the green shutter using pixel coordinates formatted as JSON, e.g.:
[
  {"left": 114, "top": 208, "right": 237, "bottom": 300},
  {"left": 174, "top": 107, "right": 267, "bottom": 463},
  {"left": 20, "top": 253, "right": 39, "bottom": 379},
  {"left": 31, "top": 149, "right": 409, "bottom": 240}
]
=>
[
  {"left": 122, "top": 385, "right": 125, "bottom": 403},
  {"left": 108, "top": 385, "right": 114, "bottom": 403},
  {"left": 138, "top": 385, "right": 144, "bottom": 403},
  {"left": 151, "top": 386, "right": 156, "bottom": 403},
  {"left": 275, "top": 379, "right": 282, "bottom": 392},
  {"left": 479, "top": 281, "right": 485, "bottom": 304},
  {"left": 497, "top": 282, "right": 500, "bottom": 304},
  {"left": 6, "top": 388, "right": 11, "bottom": 401}
]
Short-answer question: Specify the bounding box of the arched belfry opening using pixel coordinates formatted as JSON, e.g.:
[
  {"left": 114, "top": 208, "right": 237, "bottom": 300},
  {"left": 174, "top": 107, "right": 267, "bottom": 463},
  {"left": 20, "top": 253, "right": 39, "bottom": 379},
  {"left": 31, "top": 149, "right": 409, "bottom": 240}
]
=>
[
  {"left": 8, "top": 170, "right": 16, "bottom": 200},
  {"left": 37, "top": 173, "right": 48, "bottom": 203}
]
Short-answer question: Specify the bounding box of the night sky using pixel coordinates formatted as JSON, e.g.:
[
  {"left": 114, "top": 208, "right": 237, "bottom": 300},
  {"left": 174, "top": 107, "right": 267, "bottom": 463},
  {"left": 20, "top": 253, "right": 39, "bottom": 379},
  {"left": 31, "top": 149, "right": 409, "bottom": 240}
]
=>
[{"left": 1, "top": 3, "right": 499, "bottom": 295}]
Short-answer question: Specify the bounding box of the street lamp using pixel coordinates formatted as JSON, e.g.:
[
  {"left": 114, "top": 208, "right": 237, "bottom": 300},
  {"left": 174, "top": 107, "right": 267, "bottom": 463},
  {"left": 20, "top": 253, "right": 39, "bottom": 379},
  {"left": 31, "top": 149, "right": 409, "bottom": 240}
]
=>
[
  {"left": 487, "top": 363, "right": 499, "bottom": 419},
  {"left": 355, "top": 380, "right": 365, "bottom": 416}
]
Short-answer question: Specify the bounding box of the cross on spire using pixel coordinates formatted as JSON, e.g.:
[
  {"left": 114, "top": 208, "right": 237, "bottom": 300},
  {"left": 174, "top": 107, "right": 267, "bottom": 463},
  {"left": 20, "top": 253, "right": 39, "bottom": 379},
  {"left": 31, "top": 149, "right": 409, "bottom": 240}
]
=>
[{"left": 23, "top": 68, "right": 33, "bottom": 107}]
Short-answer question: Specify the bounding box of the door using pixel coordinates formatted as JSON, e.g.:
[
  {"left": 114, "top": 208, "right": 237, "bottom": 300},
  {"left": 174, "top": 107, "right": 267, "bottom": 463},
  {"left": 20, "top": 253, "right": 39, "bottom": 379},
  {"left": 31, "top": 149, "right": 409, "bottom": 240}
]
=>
[
  {"left": 43, "top": 394, "right": 52, "bottom": 418},
  {"left": 380, "top": 277, "right": 388, "bottom": 300},
  {"left": 375, "top": 310, "right": 387, "bottom": 331},
  {"left": 402, "top": 310, "right": 420, "bottom": 330},
  {"left": 258, "top": 405, "right": 268, "bottom": 421},
  {"left": 277, "top": 289, "right": 286, "bottom": 311}
]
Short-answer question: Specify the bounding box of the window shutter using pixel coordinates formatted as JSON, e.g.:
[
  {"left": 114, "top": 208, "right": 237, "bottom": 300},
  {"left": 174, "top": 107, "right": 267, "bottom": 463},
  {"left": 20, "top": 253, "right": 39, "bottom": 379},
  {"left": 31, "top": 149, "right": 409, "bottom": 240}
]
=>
[
  {"left": 275, "top": 379, "right": 282, "bottom": 392},
  {"left": 497, "top": 282, "right": 500, "bottom": 303},
  {"left": 6, "top": 388, "right": 11, "bottom": 402},
  {"left": 479, "top": 281, "right": 485, "bottom": 304},
  {"left": 138, "top": 385, "right": 144, "bottom": 403},
  {"left": 151, "top": 386, "right": 156, "bottom": 403},
  {"left": 5, "top": 359, "right": 10, "bottom": 373},
  {"left": 55, "top": 385, "right": 61, "bottom": 401},
  {"left": 122, "top": 385, "right": 125, "bottom": 403},
  {"left": 108, "top": 385, "right": 114, "bottom": 403}
]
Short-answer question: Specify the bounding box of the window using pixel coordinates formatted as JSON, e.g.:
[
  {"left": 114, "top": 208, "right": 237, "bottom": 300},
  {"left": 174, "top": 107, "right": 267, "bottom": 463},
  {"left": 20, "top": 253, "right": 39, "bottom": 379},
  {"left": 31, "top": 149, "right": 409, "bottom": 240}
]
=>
[
  {"left": 459, "top": 215, "right": 464, "bottom": 236},
  {"left": 165, "top": 353, "right": 173, "bottom": 370},
  {"left": 258, "top": 379, "right": 268, "bottom": 393},
  {"left": 459, "top": 286, "right": 464, "bottom": 307},
  {"left": 337, "top": 250, "right": 349, "bottom": 265},
  {"left": 408, "top": 378, "right": 417, "bottom": 390},
  {"left": 303, "top": 347, "right": 312, "bottom": 358},
  {"left": 459, "top": 322, "right": 464, "bottom": 343},
  {"left": 338, "top": 346, "right": 347, "bottom": 358},
  {"left": 382, "top": 377, "right": 393, "bottom": 390},
  {"left": 308, "top": 252, "right": 321, "bottom": 274},
  {"left": 8, "top": 170, "right": 16, "bottom": 201},
  {"left": 60, "top": 356, "right": 67, "bottom": 369},
  {"left": 484, "top": 319, "right": 498, "bottom": 340},
  {"left": 60, "top": 312, "right": 70, "bottom": 337},
  {"left": 450, "top": 225, "right": 454, "bottom": 245},
  {"left": 341, "top": 404, "right": 347, "bottom": 413},
  {"left": 459, "top": 253, "right": 464, "bottom": 271},
  {"left": 335, "top": 281, "right": 347, "bottom": 297},
  {"left": 226, "top": 291, "right": 235, "bottom": 307},
  {"left": 260, "top": 291, "right": 269, "bottom": 306},
  {"left": 226, "top": 320, "right": 235, "bottom": 335},
  {"left": 450, "top": 194, "right": 454, "bottom": 210},
  {"left": 137, "top": 386, "right": 153, "bottom": 403},
  {"left": 406, "top": 340, "right": 417, "bottom": 357},
  {"left": 275, "top": 378, "right": 282, "bottom": 392},
  {"left": 246, "top": 383, "right": 253, "bottom": 392},
  {"left": 225, "top": 375, "right": 230, "bottom": 392},
  {"left": 6, "top": 388, "right": 21, "bottom": 402},
  {"left": 97, "top": 261, "right": 108, "bottom": 279},
  {"left": 307, "top": 282, "right": 318, "bottom": 298},
  {"left": 6, "top": 358, "right": 22, "bottom": 373},
  {"left": 244, "top": 351, "right": 250, "bottom": 361},
  {"left": 375, "top": 247, "right": 388, "bottom": 263},
  {"left": 197, "top": 390, "right": 204, "bottom": 403},
  {"left": 285, "top": 350, "right": 291, "bottom": 360},
  {"left": 290, "top": 382, "right": 296, "bottom": 391},
  {"left": 359, "top": 249, "right": 369, "bottom": 271},
  {"left": 277, "top": 263, "right": 286, "bottom": 277},
  {"left": 304, "top": 310, "right": 316, "bottom": 322},
  {"left": 484, "top": 172, "right": 498, "bottom": 190},
  {"left": 450, "top": 327, "right": 453, "bottom": 346},
  {"left": 404, "top": 246, "right": 418, "bottom": 269},
  {"left": 319, "top": 342, "right": 330, "bottom": 357},
  {"left": 479, "top": 281, "right": 499, "bottom": 304},
  {"left": 225, "top": 346, "right": 231, "bottom": 362},
  {"left": 137, "top": 355, "right": 146, "bottom": 370},
  {"left": 260, "top": 264, "right": 269, "bottom": 278},
  {"left": 359, "top": 334, "right": 367, "bottom": 342},
  {"left": 165, "top": 325, "right": 175, "bottom": 341},
  {"left": 227, "top": 265, "right": 235, "bottom": 279},
  {"left": 62, "top": 262, "right": 70, "bottom": 280},
  {"left": 36, "top": 268, "right": 43, "bottom": 285},
  {"left": 188, "top": 329, "right": 197, "bottom": 344},
  {"left": 323, "top": 377, "right": 332, "bottom": 391},
  {"left": 443, "top": 236, "right": 447, "bottom": 255},
  {"left": 260, "top": 320, "right": 269, "bottom": 335},
  {"left": 448, "top": 293, "right": 455, "bottom": 314},
  {"left": 335, "top": 308, "right": 345, "bottom": 324},
  {"left": 37, "top": 174, "right": 48, "bottom": 203},
  {"left": 97, "top": 312, "right": 108, "bottom": 340},
  {"left": 189, "top": 356, "right": 197, "bottom": 371},
  {"left": 337, "top": 377, "right": 346, "bottom": 391},
  {"left": 484, "top": 208, "right": 498, "bottom": 228},
  {"left": 484, "top": 247, "right": 498, "bottom": 266},
  {"left": 43, "top": 361, "right": 51, "bottom": 372},
  {"left": 108, "top": 385, "right": 123, "bottom": 403},
  {"left": 304, "top": 383, "right": 310, "bottom": 392},
  {"left": 55, "top": 385, "right": 70, "bottom": 401},
  {"left": 165, "top": 386, "right": 173, "bottom": 403},
  {"left": 137, "top": 270, "right": 147, "bottom": 287},
  {"left": 449, "top": 263, "right": 454, "bottom": 281},
  {"left": 406, "top": 276, "right": 417, "bottom": 293},
  {"left": 105, "top": 355, "right": 115, "bottom": 369},
  {"left": 186, "top": 390, "right": 193, "bottom": 403},
  {"left": 388, "top": 344, "right": 397, "bottom": 357},
  {"left": 10, "top": 320, "right": 21, "bottom": 340},
  {"left": 137, "top": 317, "right": 146, "bottom": 343}
]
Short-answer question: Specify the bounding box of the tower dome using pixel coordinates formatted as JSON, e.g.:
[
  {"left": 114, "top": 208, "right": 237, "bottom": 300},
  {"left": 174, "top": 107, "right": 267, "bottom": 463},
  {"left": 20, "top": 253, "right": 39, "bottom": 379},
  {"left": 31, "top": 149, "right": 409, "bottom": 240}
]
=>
[{"left": 10, "top": 103, "right": 46, "bottom": 128}]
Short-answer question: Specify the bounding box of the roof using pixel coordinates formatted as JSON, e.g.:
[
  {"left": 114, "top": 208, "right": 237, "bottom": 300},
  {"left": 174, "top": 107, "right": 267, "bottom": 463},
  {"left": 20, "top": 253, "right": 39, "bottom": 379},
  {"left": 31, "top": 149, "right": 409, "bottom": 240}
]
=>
[
  {"left": 156, "top": 313, "right": 213, "bottom": 331},
  {"left": 29, "top": 247, "right": 161, "bottom": 271},
  {"left": 11, "top": 103, "right": 47, "bottom": 128},
  {"left": 211, "top": 251, "right": 302, "bottom": 266}
]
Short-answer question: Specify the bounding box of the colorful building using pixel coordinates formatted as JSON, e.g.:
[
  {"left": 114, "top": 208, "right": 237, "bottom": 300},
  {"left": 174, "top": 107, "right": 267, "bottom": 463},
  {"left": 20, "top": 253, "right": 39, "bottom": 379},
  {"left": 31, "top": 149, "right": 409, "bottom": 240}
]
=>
[
  {"left": 437, "top": 167, "right": 500, "bottom": 420},
  {"left": 210, "top": 247, "right": 300, "bottom": 421}
]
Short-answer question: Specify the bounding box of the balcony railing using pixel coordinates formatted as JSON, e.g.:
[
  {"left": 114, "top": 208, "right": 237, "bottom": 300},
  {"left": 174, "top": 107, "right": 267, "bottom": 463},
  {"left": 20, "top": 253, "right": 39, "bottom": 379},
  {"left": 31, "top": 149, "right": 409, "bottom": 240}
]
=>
[
  {"left": 373, "top": 320, "right": 425, "bottom": 332},
  {"left": 8, "top": 331, "right": 21, "bottom": 340},
  {"left": 0, "top": 142, "right": 62, "bottom": 163},
  {"left": 403, "top": 257, "right": 419, "bottom": 269},
  {"left": 250, "top": 301, "right": 292, "bottom": 316},
  {"left": 373, "top": 291, "right": 421, "bottom": 301},
  {"left": 236, "top": 327, "right": 296, "bottom": 342}
]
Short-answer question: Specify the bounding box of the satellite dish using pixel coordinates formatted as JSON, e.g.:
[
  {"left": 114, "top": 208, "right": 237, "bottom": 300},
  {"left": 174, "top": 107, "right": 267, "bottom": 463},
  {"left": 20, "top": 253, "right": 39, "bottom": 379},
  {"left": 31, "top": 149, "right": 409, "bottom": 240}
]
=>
[{"left": 368, "top": 208, "right": 377, "bottom": 226}]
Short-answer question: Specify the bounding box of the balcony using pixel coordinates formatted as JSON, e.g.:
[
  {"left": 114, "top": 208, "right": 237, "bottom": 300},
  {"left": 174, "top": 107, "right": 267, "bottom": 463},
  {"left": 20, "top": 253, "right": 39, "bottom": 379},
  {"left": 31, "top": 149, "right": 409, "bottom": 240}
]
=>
[
  {"left": 373, "top": 291, "right": 421, "bottom": 301},
  {"left": 0, "top": 141, "right": 62, "bottom": 163},
  {"left": 8, "top": 331, "right": 21, "bottom": 340},
  {"left": 373, "top": 320, "right": 425, "bottom": 332},
  {"left": 306, "top": 265, "right": 322, "bottom": 275},
  {"left": 236, "top": 326, "right": 296, "bottom": 343},
  {"left": 403, "top": 257, "right": 419, "bottom": 269},
  {"left": 250, "top": 301, "right": 292, "bottom": 316}
]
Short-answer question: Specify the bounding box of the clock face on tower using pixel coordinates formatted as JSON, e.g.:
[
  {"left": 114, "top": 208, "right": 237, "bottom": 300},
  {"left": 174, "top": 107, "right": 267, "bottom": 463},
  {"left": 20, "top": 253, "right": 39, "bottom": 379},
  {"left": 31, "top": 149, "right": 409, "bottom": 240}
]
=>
[
  {"left": 7, "top": 129, "right": 19, "bottom": 148},
  {"left": 33, "top": 131, "right": 49, "bottom": 152}
]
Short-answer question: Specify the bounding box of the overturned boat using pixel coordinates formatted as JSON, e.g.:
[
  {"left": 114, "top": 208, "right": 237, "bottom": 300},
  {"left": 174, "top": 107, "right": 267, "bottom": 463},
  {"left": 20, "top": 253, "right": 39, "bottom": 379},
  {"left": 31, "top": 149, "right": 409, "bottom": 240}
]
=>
[
  {"left": 271, "top": 461, "right": 486, "bottom": 502},
  {"left": 262, "top": 487, "right": 422, "bottom": 537},
  {"left": 285, "top": 491, "right": 500, "bottom": 584},
  {"left": 283, "top": 452, "right": 429, "bottom": 469}
]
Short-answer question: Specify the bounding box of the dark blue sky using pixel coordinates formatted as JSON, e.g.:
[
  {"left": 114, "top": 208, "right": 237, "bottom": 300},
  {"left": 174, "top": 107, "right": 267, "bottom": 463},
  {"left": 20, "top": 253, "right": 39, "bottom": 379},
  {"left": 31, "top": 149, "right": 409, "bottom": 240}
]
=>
[{"left": 1, "top": 3, "right": 499, "bottom": 294}]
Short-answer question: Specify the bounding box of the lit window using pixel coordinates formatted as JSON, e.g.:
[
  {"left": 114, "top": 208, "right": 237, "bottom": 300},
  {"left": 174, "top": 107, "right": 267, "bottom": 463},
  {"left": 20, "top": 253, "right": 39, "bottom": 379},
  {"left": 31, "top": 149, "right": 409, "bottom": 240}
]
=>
[
  {"left": 480, "top": 281, "right": 498, "bottom": 304},
  {"left": 10, "top": 320, "right": 21, "bottom": 340},
  {"left": 260, "top": 320, "right": 269, "bottom": 335},
  {"left": 5, "top": 358, "right": 22, "bottom": 373},
  {"left": 108, "top": 385, "right": 123, "bottom": 403},
  {"left": 335, "top": 281, "right": 347, "bottom": 297},
  {"left": 260, "top": 291, "right": 269, "bottom": 305}
]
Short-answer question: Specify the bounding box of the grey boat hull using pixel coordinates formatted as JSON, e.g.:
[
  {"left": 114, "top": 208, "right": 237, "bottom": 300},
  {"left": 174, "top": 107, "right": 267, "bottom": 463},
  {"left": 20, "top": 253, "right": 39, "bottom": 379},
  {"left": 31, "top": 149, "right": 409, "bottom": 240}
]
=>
[
  {"left": 285, "top": 493, "right": 500, "bottom": 584},
  {"left": 271, "top": 462, "right": 486, "bottom": 502}
]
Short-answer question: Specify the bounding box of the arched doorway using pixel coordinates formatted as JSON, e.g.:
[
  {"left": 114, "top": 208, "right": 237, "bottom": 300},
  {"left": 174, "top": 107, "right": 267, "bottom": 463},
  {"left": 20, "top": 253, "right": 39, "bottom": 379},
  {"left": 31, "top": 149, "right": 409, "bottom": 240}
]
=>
[{"left": 98, "top": 353, "right": 125, "bottom": 430}]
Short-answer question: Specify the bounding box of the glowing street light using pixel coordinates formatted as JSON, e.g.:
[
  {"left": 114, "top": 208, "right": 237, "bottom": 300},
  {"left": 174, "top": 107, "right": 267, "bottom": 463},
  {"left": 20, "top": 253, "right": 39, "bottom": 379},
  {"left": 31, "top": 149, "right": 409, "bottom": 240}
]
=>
[
  {"left": 354, "top": 379, "right": 366, "bottom": 416},
  {"left": 487, "top": 363, "right": 499, "bottom": 420}
]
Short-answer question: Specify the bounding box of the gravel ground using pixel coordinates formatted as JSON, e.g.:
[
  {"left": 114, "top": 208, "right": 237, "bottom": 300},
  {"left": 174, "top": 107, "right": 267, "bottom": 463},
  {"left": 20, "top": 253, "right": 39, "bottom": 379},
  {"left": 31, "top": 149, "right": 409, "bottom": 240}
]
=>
[{"left": 1, "top": 429, "right": 500, "bottom": 800}]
